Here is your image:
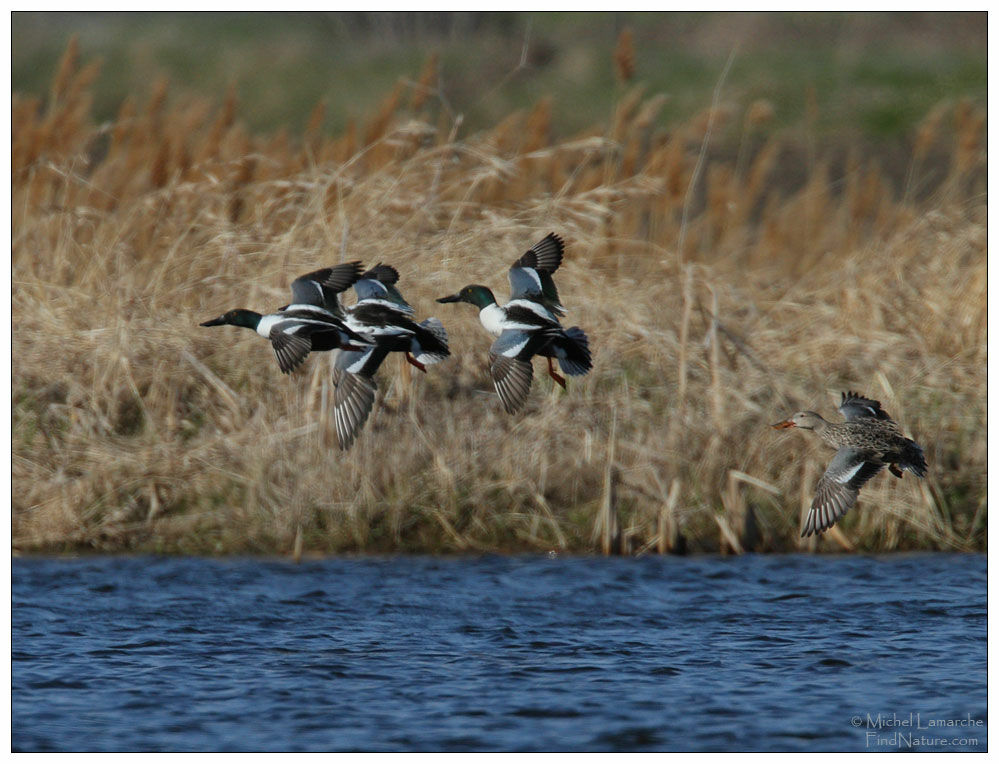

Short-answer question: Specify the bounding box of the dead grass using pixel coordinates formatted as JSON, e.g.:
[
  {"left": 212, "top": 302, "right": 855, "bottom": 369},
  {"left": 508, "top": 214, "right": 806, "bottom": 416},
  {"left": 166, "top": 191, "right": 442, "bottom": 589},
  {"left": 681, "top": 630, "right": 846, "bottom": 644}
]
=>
[{"left": 12, "top": 42, "right": 986, "bottom": 555}]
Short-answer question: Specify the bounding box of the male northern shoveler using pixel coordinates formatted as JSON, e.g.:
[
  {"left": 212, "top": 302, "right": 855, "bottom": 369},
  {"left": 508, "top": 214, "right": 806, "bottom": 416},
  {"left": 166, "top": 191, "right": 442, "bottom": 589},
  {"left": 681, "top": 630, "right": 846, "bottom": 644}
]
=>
[
  {"left": 200, "top": 263, "right": 372, "bottom": 374},
  {"left": 772, "top": 391, "right": 928, "bottom": 537},
  {"left": 437, "top": 232, "right": 592, "bottom": 414},
  {"left": 331, "top": 264, "right": 450, "bottom": 450},
  {"left": 344, "top": 263, "right": 450, "bottom": 373}
]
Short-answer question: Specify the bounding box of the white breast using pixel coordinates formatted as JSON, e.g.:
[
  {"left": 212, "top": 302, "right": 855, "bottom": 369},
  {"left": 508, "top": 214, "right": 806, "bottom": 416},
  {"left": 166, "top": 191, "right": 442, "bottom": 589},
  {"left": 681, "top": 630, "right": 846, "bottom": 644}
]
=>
[
  {"left": 256, "top": 314, "right": 281, "bottom": 338},
  {"left": 478, "top": 304, "right": 507, "bottom": 336}
]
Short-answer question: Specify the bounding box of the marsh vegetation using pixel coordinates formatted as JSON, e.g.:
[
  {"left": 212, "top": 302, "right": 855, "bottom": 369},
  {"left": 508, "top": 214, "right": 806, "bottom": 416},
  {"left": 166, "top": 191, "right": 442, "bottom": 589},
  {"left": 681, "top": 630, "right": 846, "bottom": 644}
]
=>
[{"left": 12, "top": 24, "right": 986, "bottom": 555}]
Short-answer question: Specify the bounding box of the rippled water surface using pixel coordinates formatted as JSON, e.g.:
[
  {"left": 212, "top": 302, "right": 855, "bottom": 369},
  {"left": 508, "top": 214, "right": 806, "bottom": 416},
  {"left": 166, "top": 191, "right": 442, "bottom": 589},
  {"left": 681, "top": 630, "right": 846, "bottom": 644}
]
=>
[{"left": 12, "top": 554, "right": 986, "bottom": 752}]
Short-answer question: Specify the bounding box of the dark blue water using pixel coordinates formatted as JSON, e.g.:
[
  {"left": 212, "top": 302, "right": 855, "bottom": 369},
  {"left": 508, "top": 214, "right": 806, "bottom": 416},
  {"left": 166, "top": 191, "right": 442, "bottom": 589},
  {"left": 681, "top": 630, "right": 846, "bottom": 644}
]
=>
[{"left": 12, "top": 554, "right": 986, "bottom": 752}]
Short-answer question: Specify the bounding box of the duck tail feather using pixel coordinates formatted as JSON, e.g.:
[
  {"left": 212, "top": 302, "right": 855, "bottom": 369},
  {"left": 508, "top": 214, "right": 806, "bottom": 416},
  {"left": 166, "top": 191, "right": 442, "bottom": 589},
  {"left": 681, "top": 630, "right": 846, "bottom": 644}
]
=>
[
  {"left": 903, "top": 442, "right": 928, "bottom": 477},
  {"left": 413, "top": 317, "right": 450, "bottom": 365},
  {"left": 557, "top": 326, "right": 592, "bottom": 376}
]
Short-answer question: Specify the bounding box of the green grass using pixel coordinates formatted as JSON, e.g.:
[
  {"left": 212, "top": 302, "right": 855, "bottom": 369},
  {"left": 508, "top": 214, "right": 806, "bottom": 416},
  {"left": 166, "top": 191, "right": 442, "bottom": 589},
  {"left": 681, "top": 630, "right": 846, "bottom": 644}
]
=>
[{"left": 12, "top": 11, "right": 986, "bottom": 140}]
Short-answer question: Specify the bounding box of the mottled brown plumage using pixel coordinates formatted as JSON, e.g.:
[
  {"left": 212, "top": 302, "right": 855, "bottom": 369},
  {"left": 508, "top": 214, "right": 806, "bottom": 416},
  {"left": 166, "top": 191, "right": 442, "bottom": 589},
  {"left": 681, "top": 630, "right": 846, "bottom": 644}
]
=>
[{"left": 773, "top": 391, "right": 927, "bottom": 537}]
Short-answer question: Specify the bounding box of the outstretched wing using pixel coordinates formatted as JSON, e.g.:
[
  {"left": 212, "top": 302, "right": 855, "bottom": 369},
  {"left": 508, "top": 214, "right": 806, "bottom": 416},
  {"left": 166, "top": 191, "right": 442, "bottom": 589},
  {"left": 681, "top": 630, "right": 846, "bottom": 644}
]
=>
[
  {"left": 268, "top": 323, "right": 313, "bottom": 374},
  {"left": 802, "top": 448, "right": 885, "bottom": 537},
  {"left": 333, "top": 345, "right": 392, "bottom": 379},
  {"left": 353, "top": 263, "right": 414, "bottom": 314},
  {"left": 360, "top": 263, "right": 401, "bottom": 285},
  {"left": 489, "top": 330, "right": 536, "bottom": 414},
  {"left": 513, "top": 232, "right": 564, "bottom": 274},
  {"left": 838, "top": 391, "right": 892, "bottom": 422},
  {"left": 291, "top": 262, "right": 365, "bottom": 315},
  {"left": 330, "top": 347, "right": 391, "bottom": 450},
  {"left": 507, "top": 233, "right": 566, "bottom": 315},
  {"left": 332, "top": 372, "right": 377, "bottom": 451}
]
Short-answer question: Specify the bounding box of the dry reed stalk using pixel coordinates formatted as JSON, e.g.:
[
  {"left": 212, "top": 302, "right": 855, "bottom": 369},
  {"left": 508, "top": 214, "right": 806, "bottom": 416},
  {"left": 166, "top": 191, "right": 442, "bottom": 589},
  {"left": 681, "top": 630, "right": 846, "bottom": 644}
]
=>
[
  {"left": 611, "top": 85, "right": 645, "bottom": 146},
  {"left": 523, "top": 97, "right": 552, "bottom": 154},
  {"left": 725, "top": 470, "right": 781, "bottom": 552},
  {"left": 635, "top": 93, "right": 667, "bottom": 134},
  {"left": 704, "top": 164, "right": 734, "bottom": 252},
  {"left": 487, "top": 109, "right": 525, "bottom": 158},
  {"left": 656, "top": 477, "right": 682, "bottom": 554},
  {"left": 332, "top": 119, "right": 358, "bottom": 165},
  {"left": 48, "top": 35, "right": 80, "bottom": 105},
  {"left": 596, "top": 407, "right": 620, "bottom": 555},
  {"left": 11, "top": 95, "right": 42, "bottom": 174},
  {"left": 510, "top": 98, "right": 552, "bottom": 199},
  {"left": 904, "top": 100, "right": 950, "bottom": 203},
  {"left": 676, "top": 49, "right": 736, "bottom": 264},
  {"left": 196, "top": 84, "right": 238, "bottom": 163},
  {"left": 228, "top": 155, "right": 257, "bottom": 223},
  {"left": 303, "top": 99, "right": 327, "bottom": 162},
  {"left": 49, "top": 58, "right": 101, "bottom": 157},
  {"left": 743, "top": 138, "right": 778, "bottom": 215},
  {"left": 292, "top": 522, "right": 303, "bottom": 562},
  {"left": 150, "top": 137, "right": 171, "bottom": 190},
  {"left": 715, "top": 513, "right": 743, "bottom": 555},
  {"left": 409, "top": 52, "right": 438, "bottom": 113},
  {"left": 667, "top": 265, "right": 694, "bottom": 453},
  {"left": 146, "top": 76, "right": 169, "bottom": 135},
  {"left": 825, "top": 525, "right": 855, "bottom": 552},
  {"left": 707, "top": 284, "right": 724, "bottom": 433},
  {"left": 614, "top": 27, "right": 636, "bottom": 83},
  {"left": 363, "top": 81, "right": 404, "bottom": 158}
]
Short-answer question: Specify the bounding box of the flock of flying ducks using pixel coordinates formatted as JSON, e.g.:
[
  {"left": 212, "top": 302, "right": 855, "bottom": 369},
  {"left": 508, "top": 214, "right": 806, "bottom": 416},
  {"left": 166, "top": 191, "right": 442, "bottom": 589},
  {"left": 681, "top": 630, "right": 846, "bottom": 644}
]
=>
[
  {"left": 201, "top": 234, "right": 591, "bottom": 449},
  {"left": 201, "top": 233, "right": 926, "bottom": 539}
]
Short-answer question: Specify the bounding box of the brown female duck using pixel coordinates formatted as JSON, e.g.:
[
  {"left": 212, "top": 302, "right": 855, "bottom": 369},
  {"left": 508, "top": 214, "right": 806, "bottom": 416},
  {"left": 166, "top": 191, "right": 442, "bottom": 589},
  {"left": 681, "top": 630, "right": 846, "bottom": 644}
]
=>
[{"left": 773, "top": 391, "right": 927, "bottom": 537}]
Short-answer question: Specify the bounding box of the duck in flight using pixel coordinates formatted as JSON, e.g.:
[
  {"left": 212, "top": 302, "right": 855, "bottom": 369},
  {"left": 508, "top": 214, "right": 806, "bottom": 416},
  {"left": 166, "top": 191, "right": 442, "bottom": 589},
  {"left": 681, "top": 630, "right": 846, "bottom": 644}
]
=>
[
  {"left": 437, "top": 233, "right": 591, "bottom": 414},
  {"left": 200, "top": 263, "right": 372, "bottom": 374},
  {"left": 331, "top": 264, "right": 451, "bottom": 450},
  {"left": 772, "top": 391, "right": 928, "bottom": 537}
]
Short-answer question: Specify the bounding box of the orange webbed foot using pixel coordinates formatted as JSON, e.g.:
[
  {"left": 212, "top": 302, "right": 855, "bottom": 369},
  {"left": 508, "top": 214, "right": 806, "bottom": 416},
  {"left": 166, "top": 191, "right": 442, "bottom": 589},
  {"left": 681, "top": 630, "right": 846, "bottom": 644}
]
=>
[
  {"left": 547, "top": 357, "right": 567, "bottom": 389},
  {"left": 406, "top": 353, "right": 427, "bottom": 373}
]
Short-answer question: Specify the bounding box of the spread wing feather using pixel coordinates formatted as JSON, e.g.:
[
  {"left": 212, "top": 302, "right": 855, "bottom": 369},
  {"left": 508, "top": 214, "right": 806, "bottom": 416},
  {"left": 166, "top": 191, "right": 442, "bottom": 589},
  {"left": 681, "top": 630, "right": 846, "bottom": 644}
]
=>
[
  {"left": 332, "top": 370, "right": 378, "bottom": 450},
  {"left": 802, "top": 448, "right": 885, "bottom": 537},
  {"left": 269, "top": 326, "right": 313, "bottom": 374},
  {"left": 508, "top": 233, "right": 566, "bottom": 315},
  {"left": 489, "top": 352, "right": 534, "bottom": 414},
  {"left": 291, "top": 262, "right": 364, "bottom": 315},
  {"left": 838, "top": 391, "right": 892, "bottom": 422},
  {"left": 512, "top": 233, "right": 564, "bottom": 273}
]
